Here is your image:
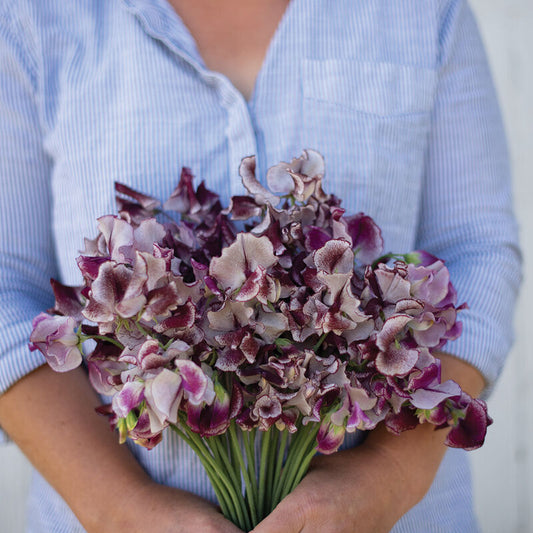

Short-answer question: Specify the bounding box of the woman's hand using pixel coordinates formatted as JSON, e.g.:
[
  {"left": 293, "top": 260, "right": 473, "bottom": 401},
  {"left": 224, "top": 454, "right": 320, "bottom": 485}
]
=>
[
  {"left": 251, "top": 352, "right": 485, "bottom": 533},
  {"left": 0, "top": 365, "right": 243, "bottom": 533},
  {"left": 250, "top": 426, "right": 436, "bottom": 533},
  {"left": 103, "top": 481, "right": 243, "bottom": 533}
]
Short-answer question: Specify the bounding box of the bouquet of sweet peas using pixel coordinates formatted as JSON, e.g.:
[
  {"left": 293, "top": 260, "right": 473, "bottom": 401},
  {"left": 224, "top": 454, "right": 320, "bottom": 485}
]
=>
[{"left": 30, "top": 151, "right": 491, "bottom": 530}]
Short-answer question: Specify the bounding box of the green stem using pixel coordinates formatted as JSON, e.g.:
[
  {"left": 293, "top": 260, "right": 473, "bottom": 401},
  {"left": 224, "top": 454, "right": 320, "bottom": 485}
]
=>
[
  {"left": 208, "top": 434, "right": 242, "bottom": 495},
  {"left": 265, "top": 428, "right": 279, "bottom": 515},
  {"left": 258, "top": 428, "right": 272, "bottom": 520},
  {"left": 79, "top": 334, "right": 124, "bottom": 350},
  {"left": 206, "top": 435, "right": 252, "bottom": 532},
  {"left": 279, "top": 424, "right": 319, "bottom": 502},
  {"left": 226, "top": 431, "right": 243, "bottom": 490},
  {"left": 169, "top": 425, "right": 236, "bottom": 523},
  {"left": 271, "top": 429, "right": 289, "bottom": 507},
  {"left": 243, "top": 429, "right": 258, "bottom": 509},
  {"left": 229, "top": 422, "right": 259, "bottom": 526},
  {"left": 313, "top": 332, "right": 328, "bottom": 352},
  {"left": 287, "top": 445, "right": 319, "bottom": 495},
  {"left": 271, "top": 422, "right": 316, "bottom": 508},
  {"left": 173, "top": 424, "right": 248, "bottom": 530}
]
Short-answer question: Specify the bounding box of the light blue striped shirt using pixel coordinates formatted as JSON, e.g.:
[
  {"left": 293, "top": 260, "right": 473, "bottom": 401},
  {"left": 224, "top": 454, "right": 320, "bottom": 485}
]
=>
[{"left": 0, "top": 0, "right": 521, "bottom": 531}]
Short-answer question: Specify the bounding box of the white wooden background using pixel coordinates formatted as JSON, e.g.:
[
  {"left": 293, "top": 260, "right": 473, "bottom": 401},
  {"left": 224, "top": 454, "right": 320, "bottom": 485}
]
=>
[{"left": 1, "top": 1, "right": 532, "bottom": 531}]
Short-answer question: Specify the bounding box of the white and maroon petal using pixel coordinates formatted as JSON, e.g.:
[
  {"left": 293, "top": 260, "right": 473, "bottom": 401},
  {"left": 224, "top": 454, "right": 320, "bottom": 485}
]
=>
[
  {"left": 138, "top": 339, "right": 174, "bottom": 370},
  {"left": 253, "top": 394, "right": 282, "bottom": 420},
  {"left": 209, "top": 236, "right": 247, "bottom": 292},
  {"left": 240, "top": 332, "right": 261, "bottom": 363},
  {"left": 376, "top": 344, "right": 419, "bottom": 376},
  {"left": 314, "top": 240, "right": 354, "bottom": 274},
  {"left": 165, "top": 339, "right": 192, "bottom": 360},
  {"left": 154, "top": 302, "right": 196, "bottom": 333},
  {"left": 87, "top": 359, "right": 126, "bottom": 395},
  {"left": 376, "top": 314, "right": 413, "bottom": 352},
  {"left": 322, "top": 312, "right": 353, "bottom": 334},
  {"left": 207, "top": 301, "right": 254, "bottom": 331},
  {"left": 115, "top": 182, "right": 161, "bottom": 211},
  {"left": 395, "top": 298, "right": 424, "bottom": 315},
  {"left": 49, "top": 279, "right": 84, "bottom": 320},
  {"left": 239, "top": 156, "right": 279, "bottom": 205},
  {"left": 132, "top": 219, "right": 166, "bottom": 254},
  {"left": 375, "top": 269, "right": 411, "bottom": 303},
  {"left": 98, "top": 215, "right": 134, "bottom": 264},
  {"left": 384, "top": 408, "right": 419, "bottom": 435},
  {"left": 256, "top": 309, "right": 289, "bottom": 343},
  {"left": 116, "top": 253, "right": 149, "bottom": 318},
  {"left": 226, "top": 195, "right": 263, "bottom": 220},
  {"left": 142, "top": 283, "right": 180, "bottom": 321},
  {"left": 408, "top": 362, "right": 440, "bottom": 390},
  {"left": 235, "top": 267, "right": 265, "bottom": 302},
  {"left": 241, "top": 233, "right": 278, "bottom": 273},
  {"left": 163, "top": 167, "right": 200, "bottom": 213},
  {"left": 145, "top": 369, "right": 184, "bottom": 428},
  {"left": 175, "top": 360, "right": 210, "bottom": 406},
  {"left": 215, "top": 348, "right": 246, "bottom": 371},
  {"left": 76, "top": 255, "right": 109, "bottom": 281},
  {"left": 112, "top": 380, "right": 145, "bottom": 419},
  {"left": 82, "top": 262, "right": 119, "bottom": 322},
  {"left": 82, "top": 233, "right": 108, "bottom": 257},
  {"left": 137, "top": 252, "right": 168, "bottom": 291}
]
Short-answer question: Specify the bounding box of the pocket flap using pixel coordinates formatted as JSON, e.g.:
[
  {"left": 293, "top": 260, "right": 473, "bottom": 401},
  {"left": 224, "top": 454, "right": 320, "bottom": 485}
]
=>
[{"left": 303, "top": 59, "right": 436, "bottom": 116}]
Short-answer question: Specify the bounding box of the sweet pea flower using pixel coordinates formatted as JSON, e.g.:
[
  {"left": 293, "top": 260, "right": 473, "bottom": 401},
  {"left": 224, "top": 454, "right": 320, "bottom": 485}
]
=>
[
  {"left": 209, "top": 233, "right": 278, "bottom": 296},
  {"left": 266, "top": 149, "right": 327, "bottom": 203},
  {"left": 186, "top": 382, "right": 243, "bottom": 437},
  {"left": 29, "top": 313, "right": 83, "bottom": 372}
]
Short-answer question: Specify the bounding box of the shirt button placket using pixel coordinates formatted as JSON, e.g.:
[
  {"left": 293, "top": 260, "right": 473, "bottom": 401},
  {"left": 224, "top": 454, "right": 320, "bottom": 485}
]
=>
[{"left": 213, "top": 80, "right": 258, "bottom": 198}]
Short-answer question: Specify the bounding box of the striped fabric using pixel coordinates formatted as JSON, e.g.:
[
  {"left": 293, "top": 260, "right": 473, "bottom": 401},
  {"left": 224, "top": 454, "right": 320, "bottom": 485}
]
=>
[{"left": 0, "top": 0, "right": 521, "bottom": 531}]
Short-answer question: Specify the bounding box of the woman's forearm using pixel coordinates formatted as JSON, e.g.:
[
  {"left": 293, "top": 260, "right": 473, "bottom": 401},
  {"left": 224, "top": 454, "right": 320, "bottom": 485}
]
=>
[
  {"left": 363, "top": 351, "right": 486, "bottom": 515},
  {"left": 0, "top": 365, "right": 153, "bottom": 530},
  {"left": 0, "top": 365, "right": 243, "bottom": 533}
]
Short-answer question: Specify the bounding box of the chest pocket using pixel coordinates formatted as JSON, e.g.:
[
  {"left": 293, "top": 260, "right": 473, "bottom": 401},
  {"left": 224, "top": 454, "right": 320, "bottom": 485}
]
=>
[{"left": 300, "top": 59, "right": 436, "bottom": 251}]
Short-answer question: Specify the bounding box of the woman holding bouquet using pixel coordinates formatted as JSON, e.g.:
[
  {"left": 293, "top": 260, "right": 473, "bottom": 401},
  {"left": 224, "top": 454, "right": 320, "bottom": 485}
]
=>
[{"left": 0, "top": 1, "right": 520, "bottom": 532}]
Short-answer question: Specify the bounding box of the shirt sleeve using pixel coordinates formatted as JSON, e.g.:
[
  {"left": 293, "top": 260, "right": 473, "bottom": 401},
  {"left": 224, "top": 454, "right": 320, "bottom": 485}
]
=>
[
  {"left": 0, "top": 5, "right": 58, "bottom": 441},
  {"left": 415, "top": 0, "right": 522, "bottom": 395}
]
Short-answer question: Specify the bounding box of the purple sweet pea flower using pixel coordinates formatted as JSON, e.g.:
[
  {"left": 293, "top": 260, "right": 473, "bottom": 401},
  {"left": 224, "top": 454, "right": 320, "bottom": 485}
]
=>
[
  {"left": 266, "top": 150, "right": 327, "bottom": 203},
  {"left": 209, "top": 233, "right": 278, "bottom": 295},
  {"left": 445, "top": 395, "right": 493, "bottom": 451},
  {"left": 112, "top": 380, "right": 145, "bottom": 419},
  {"left": 29, "top": 313, "right": 83, "bottom": 372},
  {"left": 316, "top": 414, "right": 345, "bottom": 454},
  {"left": 143, "top": 369, "right": 185, "bottom": 433},
  {"left": 186, "top": 382, "right": 243, "bottom": 437},
  {"left": 343, "top": 213, "right": 384, "bottom": 265},
  {"left": 375, "top": 315, "right": 419, "bottom": 376}
]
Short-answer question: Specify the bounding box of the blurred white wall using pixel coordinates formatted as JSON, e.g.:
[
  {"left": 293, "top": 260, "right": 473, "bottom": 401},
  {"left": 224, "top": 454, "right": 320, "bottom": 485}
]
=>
[
  {"left": 468, "top": 1, "right": 533, "bottom": 532},
  {"left": 1, "top": 1, "right": 532, "bottom": 531}
]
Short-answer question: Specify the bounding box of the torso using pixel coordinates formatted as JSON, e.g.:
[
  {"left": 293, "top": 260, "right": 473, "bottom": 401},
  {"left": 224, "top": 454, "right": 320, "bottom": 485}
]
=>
[{"left": 166, "top": 0, "right": 290, "bottom": 100}]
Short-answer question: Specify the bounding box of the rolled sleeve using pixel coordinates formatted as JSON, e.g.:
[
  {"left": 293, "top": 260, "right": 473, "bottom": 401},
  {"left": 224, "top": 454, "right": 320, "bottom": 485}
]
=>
[
  {"left": 415, "top": 0, "right": 522, "bottom": 394},
  {"left": 0, "top": 6, "right": 58, "bottom": 440}
]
